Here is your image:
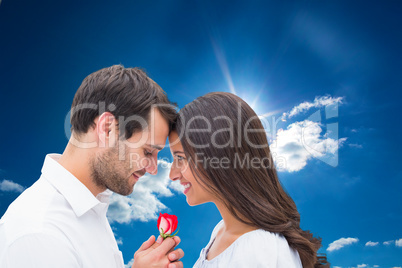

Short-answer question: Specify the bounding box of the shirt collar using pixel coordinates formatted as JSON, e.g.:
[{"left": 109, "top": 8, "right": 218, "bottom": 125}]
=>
[{"left": 41, "top": 154, "right": 112, "bottom": 217}]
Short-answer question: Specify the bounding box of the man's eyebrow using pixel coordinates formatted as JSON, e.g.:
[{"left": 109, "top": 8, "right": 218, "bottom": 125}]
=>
[
  {"left": 145, "top": 144, "right": 164, "bottom": 150},
  {"left": 173, "top": 150, "right": 185, "bottom": 154}
]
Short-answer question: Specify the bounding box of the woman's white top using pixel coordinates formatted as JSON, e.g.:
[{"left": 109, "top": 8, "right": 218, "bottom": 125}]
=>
[{"left": 193, "top": 220, "right": 302, "bottom": 268}]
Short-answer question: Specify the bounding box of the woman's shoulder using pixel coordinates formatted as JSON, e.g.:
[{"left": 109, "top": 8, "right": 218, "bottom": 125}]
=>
[
  {"left": 238, "top": 228, "right": 286, "bottom": 248},
  {"left": 229, "top": 229, "right": 302, "bottom": 267},
  {"left": 196, "top": 222, "right": 302, "bottom": 268},
  {"left": 232, "top": 229, "right": 279, "bottom": 258}
]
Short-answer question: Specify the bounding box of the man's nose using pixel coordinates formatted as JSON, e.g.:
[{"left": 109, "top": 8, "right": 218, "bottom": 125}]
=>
[{"left": 145, "top": 156, "right": 158, "bottom": 175}]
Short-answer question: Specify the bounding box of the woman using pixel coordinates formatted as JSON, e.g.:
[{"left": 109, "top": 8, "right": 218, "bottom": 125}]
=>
[{"left": 169, "top": 92, "right": 329, "bottom": 267}]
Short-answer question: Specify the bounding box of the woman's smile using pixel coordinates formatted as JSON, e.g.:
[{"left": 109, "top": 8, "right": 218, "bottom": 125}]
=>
[{"left": 182, "top": 182, "right": 192, "bottom": 194}]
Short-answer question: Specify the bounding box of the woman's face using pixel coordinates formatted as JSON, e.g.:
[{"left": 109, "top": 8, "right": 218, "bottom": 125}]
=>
[{"left": 169, "top": 131, "right": 214, "bottom": 206}]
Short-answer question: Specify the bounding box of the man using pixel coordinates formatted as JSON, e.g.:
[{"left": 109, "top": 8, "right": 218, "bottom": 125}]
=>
[{"left": 0, "top": 65, "right": 184, "bottom": 268}]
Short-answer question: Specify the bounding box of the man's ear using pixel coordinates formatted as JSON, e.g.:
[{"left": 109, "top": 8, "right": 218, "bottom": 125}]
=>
[{"left": 96, "top": 112, "right": 117, "bottom": 148}]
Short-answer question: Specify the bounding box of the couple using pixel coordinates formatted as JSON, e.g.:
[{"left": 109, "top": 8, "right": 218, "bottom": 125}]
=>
[{"left": 0, "top": 65, "right": 328, "bottom": 267}]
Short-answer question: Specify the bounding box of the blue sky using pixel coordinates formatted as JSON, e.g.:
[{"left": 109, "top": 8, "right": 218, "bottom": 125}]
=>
[{"left": 1, "top": 1, "right": 401, "bottom": 267}]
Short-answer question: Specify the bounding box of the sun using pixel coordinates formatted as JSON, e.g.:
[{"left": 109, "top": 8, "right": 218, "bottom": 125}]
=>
[{"left": 210, "top": 37, "right": 284, "bottom": 120}]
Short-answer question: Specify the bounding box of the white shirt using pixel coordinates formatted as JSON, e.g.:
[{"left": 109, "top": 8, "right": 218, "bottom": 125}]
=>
[
  {"left": 194, "top": 220, "right": 302, "bottom": 268},
  {"left": 0, "top": 154, "right": 125, "bottom": 268}
]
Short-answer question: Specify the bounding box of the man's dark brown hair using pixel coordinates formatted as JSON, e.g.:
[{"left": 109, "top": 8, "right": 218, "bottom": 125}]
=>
[{"left": 70, "top": 65, "right": 177, "bottom": 139}]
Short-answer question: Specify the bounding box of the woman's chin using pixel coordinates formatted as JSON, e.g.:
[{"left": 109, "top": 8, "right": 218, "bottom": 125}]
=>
[
  {"left": 186, "top": 196, "right": 199, "bottom": 206},
  {"left": 186, "top": 197, "right": 209, "bottom": 207},
  {"left": 186, "top": 198, "right": 197, "bottom": 207}
]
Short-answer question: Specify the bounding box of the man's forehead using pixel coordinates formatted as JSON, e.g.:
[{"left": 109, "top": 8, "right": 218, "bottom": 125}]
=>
[
  {"left": 144, "top": 126, "right": 168, "bottom": 147},
  {"left": 124, "top": 128, "right": 167, "bottom": 148},
  {"left": 148, "top": 107, "right": 169, "bottom": 131},
  {"left": 124, "top": 107, "right": 170, "bottom": 148},
  {"left": 123, "top": 138, "right": 166, "bottom": 150}
]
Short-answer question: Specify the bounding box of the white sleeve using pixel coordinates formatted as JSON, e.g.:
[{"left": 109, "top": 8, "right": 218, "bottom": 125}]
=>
[{"left": 2, "top": 233, "right": 82, "bottom": 268}]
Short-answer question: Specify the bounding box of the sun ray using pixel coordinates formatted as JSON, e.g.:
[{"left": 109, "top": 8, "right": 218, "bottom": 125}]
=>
[
  {"left": 210, "top": 37, "right": 236, "bottom": 94},
  {"left": 258, "top": 108, "right": 286, "bottom": 119},
  {"left": 250, "top": 89, "right": 263, "bottom": 109}
]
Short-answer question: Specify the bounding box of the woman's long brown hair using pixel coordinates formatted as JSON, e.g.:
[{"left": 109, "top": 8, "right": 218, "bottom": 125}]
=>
[{"left": 175, "top": 92, "right": 329, "bottom": 268}]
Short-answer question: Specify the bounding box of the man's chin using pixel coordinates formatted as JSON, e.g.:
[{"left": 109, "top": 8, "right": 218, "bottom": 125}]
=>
[
  {"left": 125, "top": 187, "right": 135, "bottom": 196},
  {"left": 109, "top": 184, "right": 135, "bottom": 196},
  {"left": 121, "top": 187, "right": 134, "bottom": 196}
]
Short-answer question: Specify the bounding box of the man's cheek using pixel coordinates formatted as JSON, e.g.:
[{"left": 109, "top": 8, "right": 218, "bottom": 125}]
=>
[{"left": 129, "top": 153, "right": 140, "bottom": 169}]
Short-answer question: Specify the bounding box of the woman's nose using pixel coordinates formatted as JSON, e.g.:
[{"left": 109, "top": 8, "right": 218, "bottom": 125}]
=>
[{"left": 169, "top": 162, "right": 181, "bottom": 181}]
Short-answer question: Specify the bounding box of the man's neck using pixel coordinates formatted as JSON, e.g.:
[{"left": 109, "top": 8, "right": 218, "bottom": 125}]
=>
[{"left": 58, "top": 141, "right": 105, "bottom": 197}]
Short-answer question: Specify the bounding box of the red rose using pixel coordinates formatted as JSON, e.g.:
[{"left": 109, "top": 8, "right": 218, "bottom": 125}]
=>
[{"left": 157, "top": 213, "right": 179, "bottom": 239}]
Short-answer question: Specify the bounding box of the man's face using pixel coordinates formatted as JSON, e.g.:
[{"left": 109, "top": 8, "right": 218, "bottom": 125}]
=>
[{"left": 90, "top": 108, "right": 170, "bottom": 196}]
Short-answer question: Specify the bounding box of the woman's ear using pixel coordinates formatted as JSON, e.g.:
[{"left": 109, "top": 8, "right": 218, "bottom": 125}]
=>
[{"left": 96, "top": 112, "right": 117, "bottom": 148}]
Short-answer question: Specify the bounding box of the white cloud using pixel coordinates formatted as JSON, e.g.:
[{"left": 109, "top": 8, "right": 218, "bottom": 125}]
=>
[
  {"left": 327, "top": 237, "right": 359, "bottom": 252},
  {"left": 261, "top": 95, "right": 347, "bottom": 172},
  {"left": 111, "top": 226, "right": 123, "bottom": 245},
  {"left": 271, "top": 120, "right": 346, "bottom": 172},
  {"left": 0, "top": 179, "right": 24, "bottom": 193},
  {"left": 333, "top": 266, "right": 342, "bottom": 268},
  {"left": 365, "top": 241, "right": 379, "bottom": 247},
  {"left": 395, "top": 238, "right": 402, "bottom": 247},
  {"left": 383, "top": 240, "right": 394, "bottom": 245},
  {"left": 283, "top": 96, "right": 343, "bottom": 119},
  {"left": 349, "top": 143, "right": 363, "bottom": 149},
  {"left": 357, "top": 265, "right": 367, "bottom": 268},
  {"left": 125, "top": 258, "right": 134, "bottom": 268},
  {"left": 168, "top": 178, "right": 185, "bottom": 194},
  {"left": 107, "top": 160, "right": 183, "bottom": 224}
]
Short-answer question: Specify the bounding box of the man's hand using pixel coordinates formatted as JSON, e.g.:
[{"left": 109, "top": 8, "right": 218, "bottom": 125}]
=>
[{"left": 132, "top": 235, "right": 184, "bottom": 268}]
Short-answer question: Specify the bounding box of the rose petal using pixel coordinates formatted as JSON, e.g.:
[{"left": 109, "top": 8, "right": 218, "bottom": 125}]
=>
[
  {"left": 171, "top": 215, "right": 178, "bottom": 232},
  {"left": 159, "top": 216, "right": 170, "bottom": 235},
  {"left": 166, "top": 214, "right": 178, "bottom": 233},
  {"left": 157, "top": 213, "right": 162, "bottom": 229},
  {"left": 165, "top": 218, "right": 173, "bottom": 235}
]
